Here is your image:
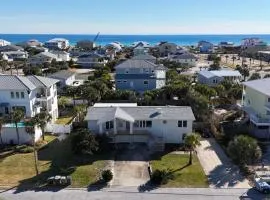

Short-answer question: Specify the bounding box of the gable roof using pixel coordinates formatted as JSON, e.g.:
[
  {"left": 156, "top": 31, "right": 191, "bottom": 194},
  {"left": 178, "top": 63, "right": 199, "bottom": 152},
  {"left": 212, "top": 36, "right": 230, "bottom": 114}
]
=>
[
  {"left": 0, "top": 45, "right": 24, "bottom": 52},
  {"left": 243, "top": 78, "right": 270, "bottom": 96},
  {"left": 0, "top": 75, "right": 36, "bottom": 90},
  {"left": 49, "top": 70, "right": 75, "bottom": 79},
  {"left": 27, "top": 76, "right": 59, "bottom": 88},
  {"left": 132, "top": 54, "right": 156, "bottom": 60},
  {"left": 199, "top": 70, "right": 242, "bottom": 78},
  {"left": 32, "top": 52, "right": 58, "bottom": 59},
  {"left": 115, "top": 59, "right": 166, "bottom": 70},
  {"left": 85, "top": 106, "right": 195, "bottom": 121}
]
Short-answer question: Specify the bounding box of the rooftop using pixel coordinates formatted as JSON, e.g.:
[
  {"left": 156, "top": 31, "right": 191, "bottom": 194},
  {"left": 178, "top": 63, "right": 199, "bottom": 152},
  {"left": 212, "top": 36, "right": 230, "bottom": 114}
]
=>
[
  {"left": 85, "top": 105, "right": 195, "bottom": 121},
  {"left": 243, "top": 78, "right": 270, "bottom": 96},
  {"left": 49, "top": 70, "right": 76, "bottom": 79},
  {"left": 0, "top": 75, "right": 59, "bottom": 90},
  {"left": 199, "top": 70, "right": 242, "bottom": 78},
  {"left": 115, "top": 59, "right": 166, "bottom": 70}
]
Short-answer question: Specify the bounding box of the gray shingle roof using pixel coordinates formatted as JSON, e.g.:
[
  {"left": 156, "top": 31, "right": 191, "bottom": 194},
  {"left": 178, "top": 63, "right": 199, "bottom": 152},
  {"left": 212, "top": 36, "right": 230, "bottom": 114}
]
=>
[
  {"left": 243, "top": 78, "right": 270, "bottom": 96},
  {"left": 0, "top": 45, "right": 24, "bottom": 52},
  {"left": 115, "top": 59, "right": 166, "bottom": 70},
  {"left": 172, "top": 53, "right": 197, "bottom": 60},
  {"left": 85, "top": 106, "right": 195, "bottom": 121},
  {"left": 0, "top": 75, "right": 36, "bottom": 90},
  {"left": 132, "top": 54, "right": 156, "bottom": 60},
  {"left": 49, "top": 70, "right": 75, "bottom": 80},
  {"left": 27, "top": 76, "right": 59, "bottom": 88},
  {"left": 199, "top": 70, "right": 242, "bottom": 78}
]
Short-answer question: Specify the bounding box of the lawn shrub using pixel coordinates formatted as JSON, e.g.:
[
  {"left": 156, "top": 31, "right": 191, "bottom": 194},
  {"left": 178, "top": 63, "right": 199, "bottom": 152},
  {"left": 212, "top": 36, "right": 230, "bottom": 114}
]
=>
[{"left": 102, "top": 169, "right": 113, "bottom": 182}]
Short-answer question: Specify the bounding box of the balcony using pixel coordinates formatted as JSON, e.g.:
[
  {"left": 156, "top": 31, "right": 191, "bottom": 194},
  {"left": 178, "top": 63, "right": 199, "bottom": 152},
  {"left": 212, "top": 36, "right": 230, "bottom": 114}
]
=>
[{"left": 242, "top": 105, "right": 270, "bottom": 125}]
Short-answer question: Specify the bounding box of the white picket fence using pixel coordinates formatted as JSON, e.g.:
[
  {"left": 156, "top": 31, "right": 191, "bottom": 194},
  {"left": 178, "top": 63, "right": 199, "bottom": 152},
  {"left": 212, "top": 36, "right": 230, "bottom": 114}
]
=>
[{"left": 45, "top": 116, "right": 78, "bottom": 134}]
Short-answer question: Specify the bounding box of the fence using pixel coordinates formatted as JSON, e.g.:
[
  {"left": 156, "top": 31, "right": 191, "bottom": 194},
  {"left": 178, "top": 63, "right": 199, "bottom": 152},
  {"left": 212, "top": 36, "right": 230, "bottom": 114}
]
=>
[{"left": 46, "top": 116, "right": 79, "bottom": 134}]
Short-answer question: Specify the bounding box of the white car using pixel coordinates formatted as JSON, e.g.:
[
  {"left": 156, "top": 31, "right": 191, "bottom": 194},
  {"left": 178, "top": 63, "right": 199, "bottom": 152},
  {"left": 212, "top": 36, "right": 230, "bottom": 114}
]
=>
[{"left": 254, "top": 171, "right": 270, "bottom": 194}]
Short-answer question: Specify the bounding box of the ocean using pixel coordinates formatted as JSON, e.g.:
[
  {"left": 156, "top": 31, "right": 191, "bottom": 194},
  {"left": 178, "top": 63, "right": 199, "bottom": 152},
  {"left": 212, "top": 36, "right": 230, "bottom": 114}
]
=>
[{"left": 1, "top": 34, "right": 270, "bottom": 46}]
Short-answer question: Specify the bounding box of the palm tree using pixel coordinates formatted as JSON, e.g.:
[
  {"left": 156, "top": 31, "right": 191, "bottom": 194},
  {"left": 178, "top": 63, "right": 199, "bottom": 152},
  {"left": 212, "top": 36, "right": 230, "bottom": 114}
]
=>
[
  {"left": 34, "top": 112, "right": 52, "bottom": 141},
  {"left": 10, "top": 108, "right": 25, "bottom": 144},
  {"left": 184, "top": 133, "right": 201, "bottom": 165},
  {"left": 24, "top": 118, "right": 39, "bottom": 175},
  {"left": 14, "top": 63, "right": 19, "bottom": 75},
  {"left": 73, "top": 105, "right": 87, "bottom": 122},
  {"left": 225, "top": 55, "right": 229, "bottom": 63},
  {"left": 232, "top": 56, "right": 236, "bottom": 66}
]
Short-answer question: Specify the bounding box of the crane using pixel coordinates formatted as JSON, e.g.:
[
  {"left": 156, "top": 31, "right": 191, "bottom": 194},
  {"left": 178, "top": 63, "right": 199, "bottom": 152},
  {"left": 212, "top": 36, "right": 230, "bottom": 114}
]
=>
[{"left": 93, "top": 32, "right": 100, "bottom": 43}]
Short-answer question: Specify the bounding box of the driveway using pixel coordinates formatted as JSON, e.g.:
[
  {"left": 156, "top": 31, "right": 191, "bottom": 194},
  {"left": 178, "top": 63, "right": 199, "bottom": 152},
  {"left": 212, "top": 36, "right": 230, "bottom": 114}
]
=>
[
  {"left": 111, "top": 144, "right": 150, "bottom": 187},
  {"left": 196, "top": 138, "right": 250, "bottom": 188}
]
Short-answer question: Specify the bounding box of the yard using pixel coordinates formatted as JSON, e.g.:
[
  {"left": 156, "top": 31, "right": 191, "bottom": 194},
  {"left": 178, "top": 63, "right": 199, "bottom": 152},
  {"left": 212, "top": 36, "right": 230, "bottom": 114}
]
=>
[
  {"left": 0, "top": 135, "right": 112, "bottom": 188},
  {"left": 151, "top": 153, "right": 208, "bottom": 188}
]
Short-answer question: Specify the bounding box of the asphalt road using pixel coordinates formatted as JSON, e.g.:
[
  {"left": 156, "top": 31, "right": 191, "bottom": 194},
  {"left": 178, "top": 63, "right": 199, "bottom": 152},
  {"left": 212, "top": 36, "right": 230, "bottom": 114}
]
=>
[{"left": 0, "top": 187, "right": 267, "bottom": 200}]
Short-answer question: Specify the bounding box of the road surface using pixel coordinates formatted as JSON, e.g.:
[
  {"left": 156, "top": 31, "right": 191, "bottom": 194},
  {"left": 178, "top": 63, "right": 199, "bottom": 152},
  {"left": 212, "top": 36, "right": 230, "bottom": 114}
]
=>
[{"left": 0, "top": 187, "right": 266, "bottom": 200}]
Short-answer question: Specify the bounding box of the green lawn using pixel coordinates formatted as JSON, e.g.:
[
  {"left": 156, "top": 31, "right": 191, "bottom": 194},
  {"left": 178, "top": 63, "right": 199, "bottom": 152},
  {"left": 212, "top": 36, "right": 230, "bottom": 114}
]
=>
[
  {"left": 55, "top": 116, "right": 74, "bottom": 125},
  {"left": 0, "top": 137, "right": 112, "bottom": 188},
  {"left": 151, "top": 153, "right": 208, "bottom": 188}
]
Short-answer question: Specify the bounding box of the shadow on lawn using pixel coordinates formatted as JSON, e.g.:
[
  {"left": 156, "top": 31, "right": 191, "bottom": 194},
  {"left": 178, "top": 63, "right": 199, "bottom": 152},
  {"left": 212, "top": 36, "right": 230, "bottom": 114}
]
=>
[{"left": 13, "top": 136, "right": 113, "bottom": 194}]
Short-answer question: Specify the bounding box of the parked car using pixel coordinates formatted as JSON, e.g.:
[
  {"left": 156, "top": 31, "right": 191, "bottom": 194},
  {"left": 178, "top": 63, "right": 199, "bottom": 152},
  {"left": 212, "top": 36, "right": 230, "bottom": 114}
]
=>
[
  {"left": 47, "top": 175, "right": 72, "bottom": 186},
  {"left": 254, "top": 171, "right": 270, "bottom": 194}
]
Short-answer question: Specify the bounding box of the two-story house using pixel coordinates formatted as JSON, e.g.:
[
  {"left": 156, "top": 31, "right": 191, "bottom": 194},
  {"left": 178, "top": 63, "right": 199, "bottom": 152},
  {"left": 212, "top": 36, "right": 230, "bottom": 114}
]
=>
[
  {"left": 0, "top": 75, "right": 59, "bottom": 122},
  {"left": 115, "top": 58, "right": 166, "bottom": 93},
  {"left": 242, "top": 78, "right": 270, "bottom": 139},
  {"left": 85, "top": 103, "right": 195, "bottom": 144}
]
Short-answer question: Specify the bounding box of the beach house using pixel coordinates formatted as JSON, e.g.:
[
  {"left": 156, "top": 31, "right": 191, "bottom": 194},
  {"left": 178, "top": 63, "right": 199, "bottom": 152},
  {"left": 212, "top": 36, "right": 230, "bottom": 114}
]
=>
[
  {"left": 0, "top": 39, "right": 11, "bottom": 47},
  {"left": 242, "top": 78, "right": 270, "bottom": 139},
  {"left": 168, "top": 52, "right": 198, "bottom": 66},
  {"left": 115, "top": 58, "right": 166, "bottom": 92},
  {"left": 48, "top": 70, "right": 76, "bottom": 88},
  {"left": 198, "top": 41, "right": 214, "bottom": 53},
  {"left": 44, "top": 38, "right": 69, "bottom": 50},
  {"left": 198, "top": 70, "right": 242, "bottom": 86},
  {"left": 157, "top": 42, "right": 178, "bottom": 57},
  {"left": 0, "top": 75, "right": 59, "bottom": 121},
  {"left": 85, "top": 103, "right": 195, "bottom": 145},
  {"left": 76, "top": 52, "right": 107, "bottom": 68}
]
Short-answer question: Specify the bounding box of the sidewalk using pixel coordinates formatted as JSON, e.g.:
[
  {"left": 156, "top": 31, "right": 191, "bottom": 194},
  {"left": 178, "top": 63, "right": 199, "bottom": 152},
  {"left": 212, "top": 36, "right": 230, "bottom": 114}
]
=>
[{"left": 196, "top": 138, "right": 250, "bottom": 188}]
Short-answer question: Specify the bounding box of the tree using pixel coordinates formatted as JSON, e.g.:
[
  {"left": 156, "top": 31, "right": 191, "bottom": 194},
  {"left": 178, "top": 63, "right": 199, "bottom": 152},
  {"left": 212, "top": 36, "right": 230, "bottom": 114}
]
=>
[
  {"left": 66, "top": 86, "right": 77, "bottom": 106},
  {"left": 184, "top": 133, "right": 201, "bottom": 165},
  {"left": 24, "top": 118, "right": 39, "bottom": 175},
  {"left": 58, "top": 96, "right": 69, "bottom": 109},
  {"left": 34, "top": 112, "right": 52, "bottom": 141},
  {"left": 225, "top": 55, "right": 229, "bottom": 63},
  {"left": 81, "top": 85, "right": 100, "bottom": 105},
  {"left": 68, "top": 59, "right": 74, "bottom": 67},
  {"left": 71, "top": 129, "right": 99, "bottom": 154},
  {"left": 73, "top": 105, "right": 87, "bottom": 122},
  {"left": 249, "top": 73, "right": 261, "bottom": 81},
  {"left": 232, "top": 56, "right": 236, "bottom": 65},
  {"left": 227, "top": 135, "right": 261, "bottom": 166},
  {"left": 0, "top": 60, "right": 8, "bottom": 73},
  {"left": 264, "top": 74, "right": 270, "bottom": 78},
  {"left": 10, "top": 108, "right": 25, "bottom": 144}
]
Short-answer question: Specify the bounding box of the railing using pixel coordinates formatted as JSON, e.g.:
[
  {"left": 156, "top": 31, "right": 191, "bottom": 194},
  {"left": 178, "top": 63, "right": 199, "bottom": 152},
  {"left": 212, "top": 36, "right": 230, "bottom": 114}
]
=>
[{"left": 250, "top": 114, "right": 270, "bottom": 124}]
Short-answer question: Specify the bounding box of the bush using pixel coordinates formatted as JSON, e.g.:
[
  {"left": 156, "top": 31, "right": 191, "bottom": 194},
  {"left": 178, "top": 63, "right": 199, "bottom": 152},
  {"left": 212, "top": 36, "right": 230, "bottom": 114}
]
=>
[
  {"left": 15, "top": 145, "right": 34, "bottom": 153},
  {"left": 150, "top": 169, "right": 174, "bottom": 185},
  {"left": 102, "top": 170, "right": 113, "bottom": 182}
]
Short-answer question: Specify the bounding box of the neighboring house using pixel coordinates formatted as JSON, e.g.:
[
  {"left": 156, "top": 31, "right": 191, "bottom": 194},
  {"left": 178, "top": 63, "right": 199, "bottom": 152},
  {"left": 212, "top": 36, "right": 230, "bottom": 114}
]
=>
[
  {"left": 105, "top": 42, "right": 122, "bottom": 52},
  {"left": 198, "top": 70, "right": 242, "bottom": 86},
  {"left": 157, "top": 42, "right": 178, "bottom": 57},
  {"left": 0, "top": 39, "right": 11, "bottom": 47},
  {"left": 76, "top": 52, "right": 107, "bottom": 68},
  {"left": 241, "top": 38, "right": 265, "bottom": 49},
  {"left": 198, "top": 41, "right": 214, "bottom": 53},
  {"left": 168, "top": 52, "right": 197, "bottom": 66},
  {"left": 48, "top": 70, "right": 76, "bottom": 88},
  {"left": 0, "top": 75, "right": 59, "bottom": 121},
  {"left": 17, "top": 39, "right": 42, "bottom": 48},
  {"left": 131, "top": 41, "right": 151, "bottom": 48},
  {"left": 218, "top": 41, "right": 234, "bottom": 48},
  {"left": 44, "top": 38, "right": 69, "bottom": 50},
  {"left": 76, "top": 40, "right": 96, "bottom": 50},
  {"left": 115, "top": 59, "right": 166, "bottom": 92},
  {"left": 241, "top": 78, "right": 270, "bottom": 139},
  {"left": 0, "top": 45, "right": 24, "bottom": 52},
  {"left": 28, "top": 52, "right": 65, "bottom": 65},
  {"left": 85, "top": 103, "right": 195, "bottom": 144},
  {"left": 1, "top": 51, "right": 28, "bottom": 61},
  {"left": 132, "top": 42, "right": 150, "bottom": 56},
  {"left": 50, "top": 51, "right": 70, "bottom": 61},
  {"left": 131, "top": 54, "right": 157, "bottom": 63}
]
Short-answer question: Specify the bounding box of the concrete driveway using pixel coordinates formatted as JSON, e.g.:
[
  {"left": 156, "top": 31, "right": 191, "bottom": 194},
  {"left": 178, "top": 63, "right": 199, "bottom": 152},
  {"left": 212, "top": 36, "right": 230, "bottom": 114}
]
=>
[
  {"left": 196, "top": 138, "right": 251, "bottom": 188},
  {"left": 111, "top": 144, "right": 150, "bottom": 187}
]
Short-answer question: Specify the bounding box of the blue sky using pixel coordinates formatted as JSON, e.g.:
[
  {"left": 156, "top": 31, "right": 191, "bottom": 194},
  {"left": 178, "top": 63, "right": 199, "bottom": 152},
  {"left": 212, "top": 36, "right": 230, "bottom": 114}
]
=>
[{"left": 1, "top": 0, "right": 270, "bottom": 34}]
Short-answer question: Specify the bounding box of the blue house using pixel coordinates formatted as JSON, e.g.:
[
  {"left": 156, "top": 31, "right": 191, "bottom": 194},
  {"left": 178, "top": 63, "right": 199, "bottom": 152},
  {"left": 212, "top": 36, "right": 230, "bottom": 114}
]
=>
[
  {"left": 198, "top": 41, "right": 214, "bottom": 53},
  {"left": 115, "top": 57, "right": 166, "bottom": 93}
]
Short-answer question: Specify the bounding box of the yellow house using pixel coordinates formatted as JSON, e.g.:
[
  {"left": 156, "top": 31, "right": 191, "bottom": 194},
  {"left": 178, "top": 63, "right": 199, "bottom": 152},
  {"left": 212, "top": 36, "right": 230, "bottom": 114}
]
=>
[{"left": 242, "top": 78, "right": 270, "bottom": 138}]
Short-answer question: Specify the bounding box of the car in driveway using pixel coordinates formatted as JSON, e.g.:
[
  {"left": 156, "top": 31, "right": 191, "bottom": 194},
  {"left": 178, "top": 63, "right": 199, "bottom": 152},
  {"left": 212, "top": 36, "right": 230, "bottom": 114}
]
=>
[{"left": 254, "top": 171, "right": 270, "bottom": 194}]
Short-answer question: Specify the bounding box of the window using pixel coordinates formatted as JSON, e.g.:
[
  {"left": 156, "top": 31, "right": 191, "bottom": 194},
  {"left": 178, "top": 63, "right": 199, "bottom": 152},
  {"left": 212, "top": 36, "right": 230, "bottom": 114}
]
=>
[
  {"left": 137, "top": 120, "right": 152, "bottom": 128},
  {"left": 123, "top": 80, "right": 127, "bottom": 83},
  {"left": 11, "top": 92, "right": 14, "bottom": 98},
  {"left": 183, "top": 120, "right": 187, "bottom": 127},
  {"left": 106, "top": 121, "right": 114, "bottom": 130},
  {"left": 267, "top": 110, "right": 270, "bottom": 116},
  {"left": 143, "top": 80, "right": 148, "bottom": 85},
  {"left": 268, "top": 97, "right": 270, "bottom": 103},
  {"left": 178, "top": 121, "right": 182, "bottom": 127},
  {"left": 146, "top": 121, "right": 152, "bottom": 127},
  {"left": 21, "top": 92, "right": 25, "bottom": 99},
  {"left": 125, "top": 69, "right": 129, "bottom": 74},
  {"left": 117, "top": 80, "right": 122, "bottom": 83},
  {"left": 16, "top": 92, "right": 20, "bottom": 99},
  {"left": 145, "top": 69, "right": 149, "bottom": 73},
  {"left": 151, "top": 70, "right": 155, "bottom": 73}
]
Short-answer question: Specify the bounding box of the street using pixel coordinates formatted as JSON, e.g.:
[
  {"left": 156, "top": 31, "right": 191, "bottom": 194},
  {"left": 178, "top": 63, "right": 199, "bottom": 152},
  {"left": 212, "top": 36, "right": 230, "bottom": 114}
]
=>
[{"left": 0, "top": 187, "right": 267, "bottom": 200}]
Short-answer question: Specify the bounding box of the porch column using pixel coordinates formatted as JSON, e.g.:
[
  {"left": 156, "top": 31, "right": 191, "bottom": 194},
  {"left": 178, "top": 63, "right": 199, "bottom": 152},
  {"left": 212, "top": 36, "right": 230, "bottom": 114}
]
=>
[
  {"left": 99, "top": 123, "right": 103, "bottom": 134},
  {"left": 130, "top": 122, "right": 133, "bottom": 134},
  {"left": 114, "top": 119, "right": 117, "bottom": 134}
]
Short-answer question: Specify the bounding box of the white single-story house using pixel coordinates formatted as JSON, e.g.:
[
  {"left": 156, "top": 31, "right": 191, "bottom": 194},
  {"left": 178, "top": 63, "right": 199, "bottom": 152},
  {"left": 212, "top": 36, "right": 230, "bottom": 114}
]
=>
[
  {"left": 85, "top": 103, "right": 195, "bottom": 144},
  {"left": 48, "top": 70, "right": 76, "bottom": 88},
  {"left": 1, "top": 123, "right": 42, "bottom": 145},
  {"left": 198, "top": 70, "right": 242, "bottom": 86}
]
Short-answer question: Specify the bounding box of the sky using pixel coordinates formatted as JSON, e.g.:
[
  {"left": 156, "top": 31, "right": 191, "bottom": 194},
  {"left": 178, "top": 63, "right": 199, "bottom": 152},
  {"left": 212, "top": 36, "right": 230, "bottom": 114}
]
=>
[{"left": 1, "top": 0, "right": 270, "bottom": 34}]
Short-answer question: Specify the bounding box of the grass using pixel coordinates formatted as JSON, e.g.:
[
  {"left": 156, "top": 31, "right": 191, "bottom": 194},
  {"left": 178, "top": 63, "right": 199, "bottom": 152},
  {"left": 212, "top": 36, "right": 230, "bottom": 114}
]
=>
[
  {"left": 0, "top": 137, "right": 112, "bottom": 188},
  {"left": 55, "top": 116, "right": 74, "bottom": 125},
  {"left": 151, "top": 153, "right": 208, "bottom": 188}
]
